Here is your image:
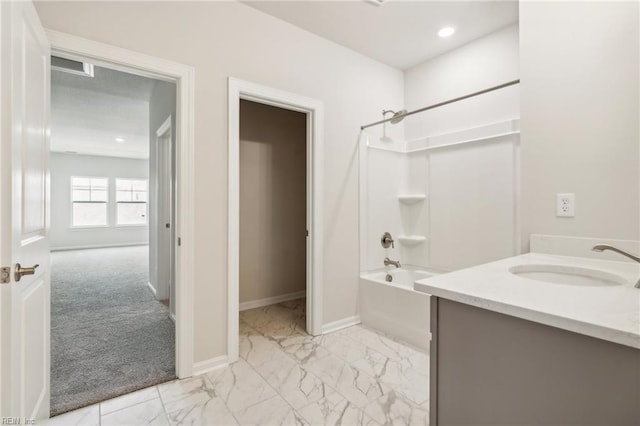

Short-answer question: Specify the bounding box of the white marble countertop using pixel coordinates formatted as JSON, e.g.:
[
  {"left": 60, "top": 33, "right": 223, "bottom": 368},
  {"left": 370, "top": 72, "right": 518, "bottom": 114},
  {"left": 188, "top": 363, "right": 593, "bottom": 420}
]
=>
[{"left": 414, "top": 253, "right": 640, "bottom": 349}]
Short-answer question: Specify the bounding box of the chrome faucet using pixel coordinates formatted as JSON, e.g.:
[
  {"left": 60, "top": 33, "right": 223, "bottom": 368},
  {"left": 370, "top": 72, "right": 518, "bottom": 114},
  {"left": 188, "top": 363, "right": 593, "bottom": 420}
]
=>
[
  {"left": 592, "top": 244, "right": 640, "bottom": 288},
  {"left": 384, "top": 257, "right": 401, "bottom": 268}
]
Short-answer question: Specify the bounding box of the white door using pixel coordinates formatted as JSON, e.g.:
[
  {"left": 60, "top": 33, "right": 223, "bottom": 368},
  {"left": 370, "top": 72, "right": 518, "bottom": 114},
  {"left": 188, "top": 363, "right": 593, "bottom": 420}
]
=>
[
  {"left": 0, "top": 0, "right": 51, "bottom": 420},
  {"left": 156, "top": 119, "right": 172, "bottom": 304}
]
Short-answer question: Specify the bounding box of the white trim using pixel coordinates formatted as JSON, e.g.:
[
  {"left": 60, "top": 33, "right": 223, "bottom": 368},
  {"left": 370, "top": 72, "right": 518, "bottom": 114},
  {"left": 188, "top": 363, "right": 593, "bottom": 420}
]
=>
[
  {"left": 513, "top": 134, "right": 522, "bottom": 255},
  {"left": 239, "top": 291, "right": 306, "bottom": 312},
  {"left": 51, "top": 242, "right": 148, "bottom": 251},
  {"left": 322, "top": 315, "right": 362, "bottom": 334},
  {"left": 146, "top": 281, "right": 157, "bottom": 297},
  {"left": 366, "top": 131, "right": 520, "bottom": 154},
  {"left": 154, "top": 116, "right": 173, "bottom": 302},
  {"left": 228, "top": 78, "right": 324, "bottom": 363},
  {"left": 192, "top": 356, "right": 229, "bottom": 376},
  {"left": 46, "top": 29, "right": 196, "bottom": 378},
  {"left": 156, "top": 115, "right": 172, "bottom": 137},
  {"left": 47, "top": 31, "right": 180, "bottom": 83},
  {"left": 406, "top": 131, "right": 519, "bottom": 153},
  {"left": 0, "top": 1, "right": 5, "bottom": 415},
  {"left": 67, "top": 225, "right": 110, "bottom": 230},
  {"left": 358, "top": 132, "right": 368, "bottom": 273}
]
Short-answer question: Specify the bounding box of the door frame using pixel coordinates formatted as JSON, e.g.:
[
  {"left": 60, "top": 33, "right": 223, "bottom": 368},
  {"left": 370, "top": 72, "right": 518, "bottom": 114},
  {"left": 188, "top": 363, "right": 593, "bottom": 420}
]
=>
[
  {"left": 154, "top": 115, "right": 173, "bottom": 304},
  {"left": 227, "top": 78, "right": 324, "bottom": 362},
  {"left": 45, "top": 30, "right": 196, "bottom": 378}
]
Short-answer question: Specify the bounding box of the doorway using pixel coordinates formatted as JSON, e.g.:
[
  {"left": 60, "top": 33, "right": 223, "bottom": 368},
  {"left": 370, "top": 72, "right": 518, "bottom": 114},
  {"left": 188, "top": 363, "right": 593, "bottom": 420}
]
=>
[
  {"left": 238, "top": 100, "right": 307, "bottom": 338},
  {"left": 155, "top": 116, "right": 175, "bottom": 316},
  {"left": 227, "top": 78, "right": 324, "bottom": 362},
  {"left": 47, "top": 30, "right": 197, "bottom": 379},
  {"left": 0, "top": 13, "right": 196, "bottom": 418},
  {"left": 48, "top": 60, "right": 177, "bottom": 415}
]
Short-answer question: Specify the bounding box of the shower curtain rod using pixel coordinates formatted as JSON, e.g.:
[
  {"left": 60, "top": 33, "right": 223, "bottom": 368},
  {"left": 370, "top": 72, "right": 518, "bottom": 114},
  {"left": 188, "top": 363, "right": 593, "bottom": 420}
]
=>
[{"left": 360, "top": 79, "right": 520, "bottom": 130}]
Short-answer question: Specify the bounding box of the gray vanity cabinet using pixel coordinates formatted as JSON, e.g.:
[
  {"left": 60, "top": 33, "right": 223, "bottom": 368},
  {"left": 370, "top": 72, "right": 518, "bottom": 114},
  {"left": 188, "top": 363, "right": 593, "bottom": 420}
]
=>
[{"left": 429, "top": 297, "right": 640, "bottom": 425}]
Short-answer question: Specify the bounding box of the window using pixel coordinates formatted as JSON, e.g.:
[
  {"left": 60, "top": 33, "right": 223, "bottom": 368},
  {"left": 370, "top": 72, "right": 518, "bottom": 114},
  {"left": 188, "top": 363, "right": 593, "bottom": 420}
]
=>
[
  {"left": 71, "top": 177, "right": 108, "bottom": 227},
  {"left": 116, "top": 179, "right": 148, "bottom": 225}
]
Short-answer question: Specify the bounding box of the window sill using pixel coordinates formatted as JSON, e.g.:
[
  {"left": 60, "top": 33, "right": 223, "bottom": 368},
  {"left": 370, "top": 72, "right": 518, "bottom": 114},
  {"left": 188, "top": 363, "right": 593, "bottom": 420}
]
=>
[
  {"left": 68, "top": 225, "right": 148, "bottom": 230},
  {"left": 69, "top": 225, "right": 109, "bottom": 230}
]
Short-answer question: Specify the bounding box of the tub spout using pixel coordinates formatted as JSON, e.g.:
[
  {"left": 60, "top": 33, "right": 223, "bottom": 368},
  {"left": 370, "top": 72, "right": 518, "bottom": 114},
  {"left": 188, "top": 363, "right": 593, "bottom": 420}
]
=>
[{"left": 384, "top": 257, "right": 401, "bottom": 268}]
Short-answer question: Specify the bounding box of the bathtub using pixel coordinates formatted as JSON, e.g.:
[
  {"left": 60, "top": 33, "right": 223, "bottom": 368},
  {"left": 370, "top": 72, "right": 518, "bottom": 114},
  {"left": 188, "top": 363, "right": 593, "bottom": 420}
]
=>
[{"left": 359, "top": 267, "right": 436, "bottom": 351}]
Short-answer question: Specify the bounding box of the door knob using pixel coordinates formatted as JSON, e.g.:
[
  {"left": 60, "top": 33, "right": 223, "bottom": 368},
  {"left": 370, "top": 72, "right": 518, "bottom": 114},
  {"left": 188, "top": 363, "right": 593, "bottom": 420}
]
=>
[{"left": 14, "top": 263, "right": 39, "bottom": 282}]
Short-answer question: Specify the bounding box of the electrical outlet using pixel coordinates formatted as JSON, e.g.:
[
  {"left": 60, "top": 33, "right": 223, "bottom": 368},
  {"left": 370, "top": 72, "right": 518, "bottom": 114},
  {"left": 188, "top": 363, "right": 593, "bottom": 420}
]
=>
[{"left": 556, "top": 193, "right": 575, "bottom": 217}]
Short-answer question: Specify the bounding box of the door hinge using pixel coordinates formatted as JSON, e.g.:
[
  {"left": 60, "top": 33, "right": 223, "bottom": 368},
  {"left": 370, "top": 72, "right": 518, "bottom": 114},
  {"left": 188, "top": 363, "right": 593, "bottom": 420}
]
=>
[
  {"left": 306, "top": 230, "right": 309, "bottom": 237},
  {"left": 178, "top": 237, "right": 181, "bottom": 246},
  {"left": 1, "top": 267, "right": 10, "bottom": 284}
]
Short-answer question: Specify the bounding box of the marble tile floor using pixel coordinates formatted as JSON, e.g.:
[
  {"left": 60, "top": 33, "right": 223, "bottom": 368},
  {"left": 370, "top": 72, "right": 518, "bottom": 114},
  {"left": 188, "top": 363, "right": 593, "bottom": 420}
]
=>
[{"left": 42, "top": 299, "right": 429, "bottom": 426}]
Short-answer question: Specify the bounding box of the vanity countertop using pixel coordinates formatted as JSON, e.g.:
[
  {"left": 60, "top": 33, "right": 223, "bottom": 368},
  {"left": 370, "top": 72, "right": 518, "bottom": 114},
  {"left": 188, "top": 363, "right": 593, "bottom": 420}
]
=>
[{"left": 414, "top": 253, "right": 640, "bottom": 349}]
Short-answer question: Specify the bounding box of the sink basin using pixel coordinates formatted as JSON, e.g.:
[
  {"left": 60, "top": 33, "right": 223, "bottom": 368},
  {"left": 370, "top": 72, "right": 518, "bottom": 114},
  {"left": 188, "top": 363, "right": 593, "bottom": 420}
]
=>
[{"left": 509, "top": 264, "right": 627, "bottom": 287}]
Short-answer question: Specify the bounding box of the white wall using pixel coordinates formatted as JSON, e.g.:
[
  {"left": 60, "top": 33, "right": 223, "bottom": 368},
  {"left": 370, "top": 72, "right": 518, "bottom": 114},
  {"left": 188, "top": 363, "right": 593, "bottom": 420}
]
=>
[
  {"left": 404, "top": 24, "right": 520, "bottom": 140},
  {"left": 239, "top": 100, "right": 306, "bottom": 303},
  {"left": 520, "top": 1, "right": 640, "bottom": 248},
  {"left": 34, "top": 1, "right": 405, "bottom": 363},
  {"left": 50, "top": 152, "right": 149, "bottom": 250}
]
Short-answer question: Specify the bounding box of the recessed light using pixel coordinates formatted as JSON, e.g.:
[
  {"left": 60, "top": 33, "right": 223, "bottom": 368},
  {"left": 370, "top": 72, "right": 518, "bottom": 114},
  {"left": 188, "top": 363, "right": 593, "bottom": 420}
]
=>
[
  {"left": 438, "top": 26, "right": 456, "bottom": 38},
  {"left": 115, "top": 137, "right": 125, "bottom": 143}
]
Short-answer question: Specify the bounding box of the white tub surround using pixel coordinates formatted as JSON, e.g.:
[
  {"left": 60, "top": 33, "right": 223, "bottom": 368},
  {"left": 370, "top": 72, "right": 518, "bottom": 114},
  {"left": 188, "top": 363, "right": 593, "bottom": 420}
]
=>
[
  {"left": 360, "top": 267, "right": 435, "bottom": 350},
  {"left": 397, "top": 194, "right": 426, "bottom": 205},
  {"left": 359, "top": 119, "right": 521, "bottom": 274},
  {"left": 363, "top": 268, "right": 433, "bottom": 289},
  {"left": 397, "top": 236, "right": 427, "bottom": 246},
  {"left": 415, "top": 253, "right": 640, "bottom": 349}
]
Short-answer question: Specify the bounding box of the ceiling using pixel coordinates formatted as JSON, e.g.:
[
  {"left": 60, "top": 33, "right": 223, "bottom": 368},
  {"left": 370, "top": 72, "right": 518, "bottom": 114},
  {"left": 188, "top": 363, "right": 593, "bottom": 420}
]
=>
[
  {"left": 244, "top": 1, "right": 519, "bottom": 70},
  {"left": 51, "top": 64, "right": 157, "bottom": 159}
]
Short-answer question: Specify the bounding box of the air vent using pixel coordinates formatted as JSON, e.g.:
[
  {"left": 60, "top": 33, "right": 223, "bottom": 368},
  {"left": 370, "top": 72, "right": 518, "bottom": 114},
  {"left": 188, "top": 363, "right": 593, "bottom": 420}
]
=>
[{"left": 51, "top": 56, "right": 94, "bottom": 77}]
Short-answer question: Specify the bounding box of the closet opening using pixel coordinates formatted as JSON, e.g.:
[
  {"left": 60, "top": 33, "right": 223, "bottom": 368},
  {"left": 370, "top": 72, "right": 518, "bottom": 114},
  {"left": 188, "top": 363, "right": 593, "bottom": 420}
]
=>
[{"left": 238, "top": 100, "right": 308, "bottom": 342}]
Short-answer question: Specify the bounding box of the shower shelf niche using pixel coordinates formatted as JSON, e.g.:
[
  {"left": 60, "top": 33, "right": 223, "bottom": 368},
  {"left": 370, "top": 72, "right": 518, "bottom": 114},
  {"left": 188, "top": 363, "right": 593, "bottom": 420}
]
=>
[
  {"left": 397, "top": 235, "right": 427, "bottom": 246},
  {"left": 398, "top": 194, "right": 427, "bottom": 205}
]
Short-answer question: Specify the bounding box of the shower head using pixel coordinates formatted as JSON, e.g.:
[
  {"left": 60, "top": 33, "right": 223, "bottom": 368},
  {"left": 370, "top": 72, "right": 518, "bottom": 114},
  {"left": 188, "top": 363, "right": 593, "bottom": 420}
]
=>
[{"left": 382, "top": 109, "right": 408, "bottom": 124}]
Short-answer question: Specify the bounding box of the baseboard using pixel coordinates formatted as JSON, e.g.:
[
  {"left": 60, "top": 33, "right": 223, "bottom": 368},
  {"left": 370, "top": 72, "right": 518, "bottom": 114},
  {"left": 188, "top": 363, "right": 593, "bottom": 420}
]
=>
[
  {"left": 192, "top": 355, "right": 228, "bottom": 376},
  {"left": 322, "top": 315, "right": 361, "bottom": 334},
  {"left": 51, "top": 242, "right": 149, "bottom": 252},
  {"left": 239, "top": 290, "right": 305, "bottom": 311},
  {"left": 146, "top": 281, "right": 157, "bottom": 296}
]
